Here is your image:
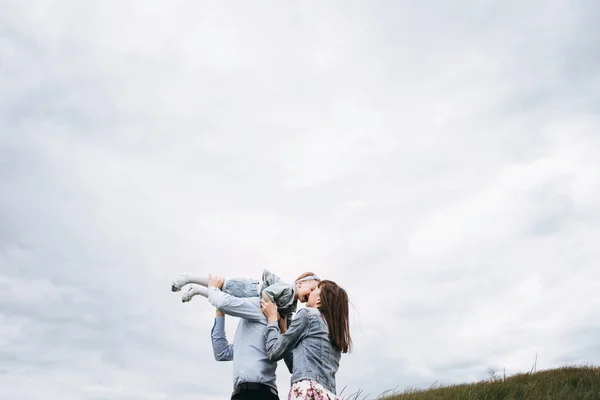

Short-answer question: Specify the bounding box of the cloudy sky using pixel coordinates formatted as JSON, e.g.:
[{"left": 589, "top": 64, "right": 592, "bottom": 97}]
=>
[{"left": 1, "top": 0, "right": 600, "bottom": 399}]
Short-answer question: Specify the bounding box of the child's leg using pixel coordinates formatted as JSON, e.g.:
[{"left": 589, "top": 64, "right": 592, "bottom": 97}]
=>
[
  {"left": 171, "top": 272, "right": 210, "bottom": 292},
  {"left": 222, "top": 278, "right": 261, "bottom": 298},
  {"left": 181, "top": 284, "right": 209, "bottom": 302}
]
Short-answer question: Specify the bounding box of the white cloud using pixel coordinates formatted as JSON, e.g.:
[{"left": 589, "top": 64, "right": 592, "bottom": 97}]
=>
[{"left": 1, "top": 0, "right": 600, "bottom": 399}]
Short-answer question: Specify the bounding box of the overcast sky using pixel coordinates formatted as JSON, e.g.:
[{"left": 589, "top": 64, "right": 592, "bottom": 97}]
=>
[{"left": 1, "top": 1, "right": 600, "bottom": 399}]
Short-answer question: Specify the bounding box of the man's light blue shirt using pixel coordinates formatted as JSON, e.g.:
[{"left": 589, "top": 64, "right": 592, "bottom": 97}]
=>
[{"left": 208, "top": 286, "right": 278, "bottom": 391}]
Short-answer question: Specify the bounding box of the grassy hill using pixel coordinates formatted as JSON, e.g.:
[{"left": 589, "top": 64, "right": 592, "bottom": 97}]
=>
[{"left": 368, "top": 366, "right": 600, "bottom": 400}]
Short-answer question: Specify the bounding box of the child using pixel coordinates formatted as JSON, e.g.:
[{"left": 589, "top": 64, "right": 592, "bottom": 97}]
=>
[{"left": 171, "top": 269, "right": 320, "bottom": 319}]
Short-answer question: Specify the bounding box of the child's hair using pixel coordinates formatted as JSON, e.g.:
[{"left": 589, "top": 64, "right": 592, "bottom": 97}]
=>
[
  {"left": 294, "top": 272, "right": 319, "bottom": 284},
  {"left": 318, "top": 280, "right": 352, "bottom": 353}
]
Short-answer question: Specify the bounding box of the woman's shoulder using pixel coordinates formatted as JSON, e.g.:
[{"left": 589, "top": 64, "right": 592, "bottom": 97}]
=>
[
  {"left": 296, "top": 307, "right": 322, "bottom": 320},
  {"left": 295, "top": 306, "right": 320, "bottom": 316}
]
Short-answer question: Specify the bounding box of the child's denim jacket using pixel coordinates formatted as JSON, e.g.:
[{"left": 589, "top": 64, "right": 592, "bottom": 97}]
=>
[{"left": 260, "top": 269, "right": 297, "bottom": 319}]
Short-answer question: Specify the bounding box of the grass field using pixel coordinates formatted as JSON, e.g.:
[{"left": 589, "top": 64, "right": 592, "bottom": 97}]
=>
[{"left": 346, "top": 366, "right": 600, "bottom": 400}]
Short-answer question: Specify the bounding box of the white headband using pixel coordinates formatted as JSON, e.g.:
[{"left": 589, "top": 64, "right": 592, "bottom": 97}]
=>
[{"left": 295, "top": 275, "right": 320, "bottom": 284}]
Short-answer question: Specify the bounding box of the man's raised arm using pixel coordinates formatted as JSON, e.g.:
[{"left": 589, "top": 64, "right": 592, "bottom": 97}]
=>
[
  {"left": 211, "top": 308, "right": 233, "bottom": 361},
  {"left": 207, "top": 274, "right": 266, "bottom": 322}
]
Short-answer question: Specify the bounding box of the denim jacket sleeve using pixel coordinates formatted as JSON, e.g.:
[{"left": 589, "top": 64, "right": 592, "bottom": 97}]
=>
[
  {"left": 261, "top": 269, "right": 283, "bottom": 287},
  {"left": 211, "top": 316, "right": 233, "bottom": 361},
  {"left": 261, "top": 270, "right": 297, "bottom": 318},
  {"left": 262, "top": 283, "right": 295, "bottom": 306},
  {"left": 264, "top": 308, "right": 309, "bottom": 361}
]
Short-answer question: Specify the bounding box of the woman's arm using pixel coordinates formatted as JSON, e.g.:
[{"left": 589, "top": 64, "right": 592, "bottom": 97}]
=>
[{"left": 263, "top": 308, "right": 309, "bottom": 361}]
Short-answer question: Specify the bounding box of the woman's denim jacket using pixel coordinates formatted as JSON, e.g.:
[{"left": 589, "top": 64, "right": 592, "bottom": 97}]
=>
[{"left": 264, "top": 307, "right": 341, "bottom": 394}]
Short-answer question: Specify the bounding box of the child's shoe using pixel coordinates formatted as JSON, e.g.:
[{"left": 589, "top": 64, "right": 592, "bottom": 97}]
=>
[{"left": 171, "top": 272, "right": 189, "bottom": 292}]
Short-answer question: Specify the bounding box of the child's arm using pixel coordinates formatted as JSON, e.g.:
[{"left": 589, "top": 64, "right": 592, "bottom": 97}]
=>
[{"left": 211, "top": 309, "right": 233, "bottom": 361}]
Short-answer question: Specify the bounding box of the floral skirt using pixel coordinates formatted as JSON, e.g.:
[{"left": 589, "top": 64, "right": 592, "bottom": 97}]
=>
[{"left": 288, "top": 380, "right": 338, "bottom": 400}]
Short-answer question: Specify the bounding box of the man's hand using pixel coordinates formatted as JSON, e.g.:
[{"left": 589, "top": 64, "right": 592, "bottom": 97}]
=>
[
  {"left": 216, "top": 308, "right": 224, "bottom": 317},
  {"left": 260, "top": 293, "right": 279, "bottom": 323},
  {"left": 208, "top": 274, "right": 225, "bottom": 290}
]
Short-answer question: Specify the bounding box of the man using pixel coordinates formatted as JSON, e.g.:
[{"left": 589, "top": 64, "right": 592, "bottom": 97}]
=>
[{"left": 207, "top": 274, "right": 283, "bottom": 400}]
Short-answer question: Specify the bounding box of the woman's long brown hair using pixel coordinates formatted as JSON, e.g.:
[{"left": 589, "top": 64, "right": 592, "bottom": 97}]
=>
[{"left": 318, "top": 280, "right": 352, "bottom": 353}]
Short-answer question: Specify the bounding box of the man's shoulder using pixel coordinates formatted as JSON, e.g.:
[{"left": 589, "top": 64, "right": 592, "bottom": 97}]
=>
[
  {"left": 245, "top": 296, "right": 261, "bottom": 305},
  {"left": 241, "top": 297, "right": 264, "bottom": 316}
]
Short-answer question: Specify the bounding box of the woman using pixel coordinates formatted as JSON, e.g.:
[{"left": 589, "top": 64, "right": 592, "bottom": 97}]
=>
[{"left": 260, "top": 280, "right": 352, "bottom": 400}]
